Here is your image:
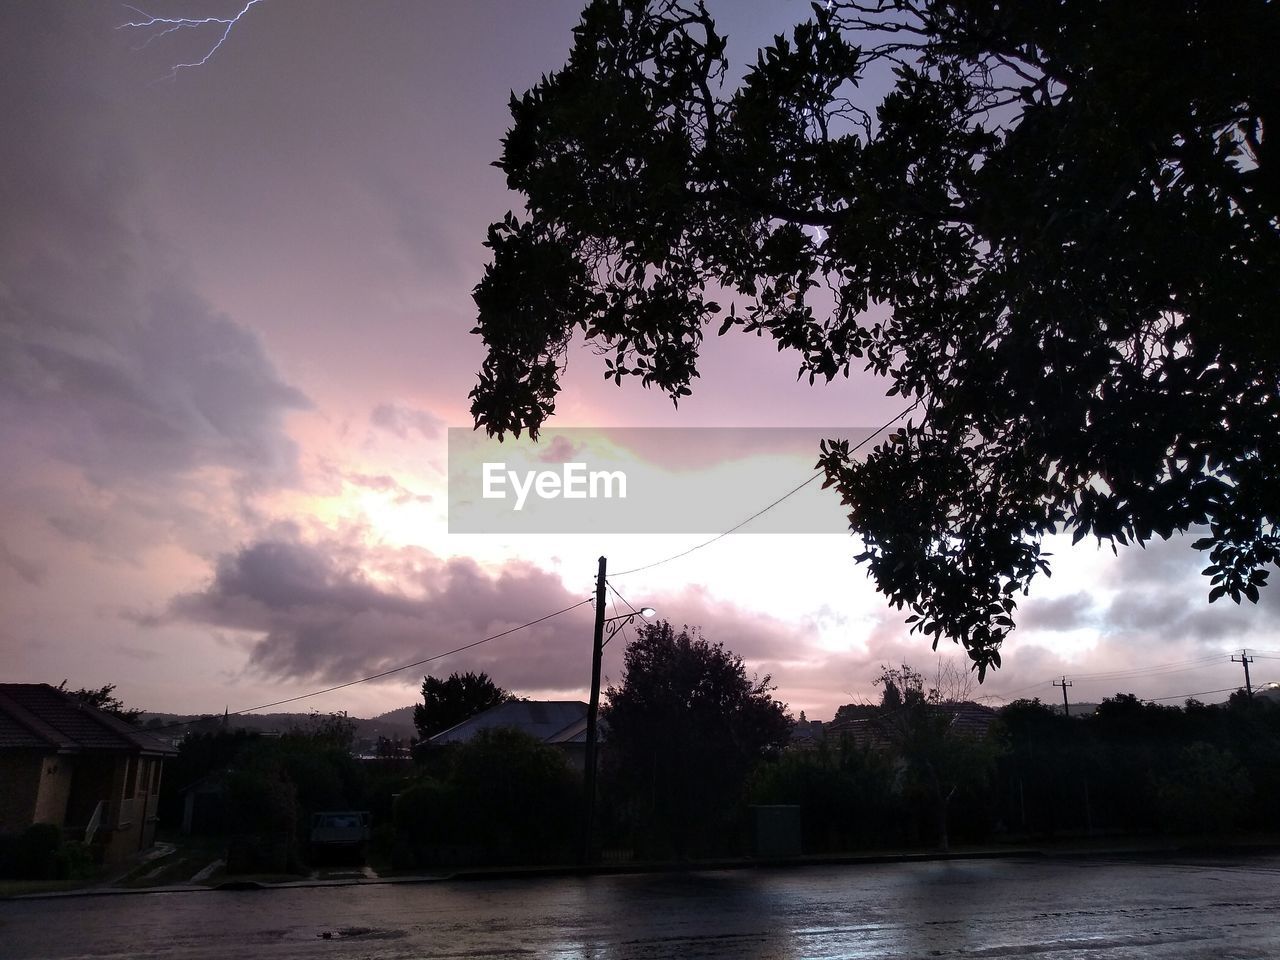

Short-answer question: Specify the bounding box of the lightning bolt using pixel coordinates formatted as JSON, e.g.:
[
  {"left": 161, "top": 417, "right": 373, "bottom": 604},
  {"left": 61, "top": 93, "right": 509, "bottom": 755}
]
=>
[{"left": 117, "top": 0, "right": 266, "bottom": 80}]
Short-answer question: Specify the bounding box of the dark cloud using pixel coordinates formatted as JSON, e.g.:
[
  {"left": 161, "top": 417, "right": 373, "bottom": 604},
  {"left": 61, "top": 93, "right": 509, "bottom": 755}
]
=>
[
  {"left": 370, "top": 403, "right": 444, "bottom": 440},
  {"left": 0, "top": 539, "right": 45, "bottom": 586},
  {"left": 167, "top": 534, "right": 596, "bottom": 688},
  {"left": 162, "top": 532, "right": 817, "bottom": 695},
  {"left": 1019, "top": 591, "right": 1095, "bottom": 632},
  {"left": 1100, "top": 529, "right": 1278, "bottom": 646},
  {"left": 0, "top": 7, "right": 308, "bottom": 492}
]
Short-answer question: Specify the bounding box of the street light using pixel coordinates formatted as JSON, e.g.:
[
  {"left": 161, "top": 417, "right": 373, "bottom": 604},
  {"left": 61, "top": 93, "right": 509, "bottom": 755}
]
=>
[
  {"left": 601, "top": 606, "right": 657, "bottom": 647},
  {"left": 582, "top": 555, "right": 655, "bottom": 863}
]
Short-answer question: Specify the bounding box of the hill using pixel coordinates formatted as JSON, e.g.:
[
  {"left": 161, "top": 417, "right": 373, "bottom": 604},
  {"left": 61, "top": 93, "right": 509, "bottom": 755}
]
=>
[{"left": 138, "top": 707, "right": 417, "bottom": 742}]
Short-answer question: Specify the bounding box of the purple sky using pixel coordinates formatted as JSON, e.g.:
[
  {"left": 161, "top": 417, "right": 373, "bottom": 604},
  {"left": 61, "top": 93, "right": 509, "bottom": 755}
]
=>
[{"left": 2, "top": 1, "right": 1277, "bottom": 721}]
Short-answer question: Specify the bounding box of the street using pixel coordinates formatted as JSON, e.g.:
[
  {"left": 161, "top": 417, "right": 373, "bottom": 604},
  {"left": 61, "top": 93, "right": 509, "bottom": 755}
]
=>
[{"left": 3, "top": 854, "right": 1278, "bottom": 959}]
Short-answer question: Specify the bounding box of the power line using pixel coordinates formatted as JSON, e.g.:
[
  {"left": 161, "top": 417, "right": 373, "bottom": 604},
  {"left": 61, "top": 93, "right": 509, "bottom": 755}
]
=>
[
  {"left": 606, "top": 587, "right": 632, "bottom": 649},
  {"left": 605, "top": 578, "right": 648, "bottom": 647},
  {"left": 153, "top": 597, "right": 593, "bottom": 732},
  {"left": 605, "top": 579, "right": 640, "bottom": 616},
  {"left": 989, "top": 653, "right": 1232, "bottom": 702},
  {"left": 1066, "top": 653, "right": 1225, "bottom": 681},
  {"left": 610, "top": 400, "right": 921, "bottom": 578},
  {"left": 1142, "top": 685, "right": 1241, "bottom": 704}
]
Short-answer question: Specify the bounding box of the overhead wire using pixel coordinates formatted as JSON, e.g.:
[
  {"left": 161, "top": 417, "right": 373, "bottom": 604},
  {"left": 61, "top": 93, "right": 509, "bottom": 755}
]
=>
[
  {"left": 1142, "top": 685, "right": 1242, "bottom": 703},
  {"left": 609, "top": 399, "right": 922, "bottom": 578},
  {"left": 150, "top": 597, "right": 593, "bottom": 732},
  {"left": 986, "top": 653, "right": 1237, "bottom": 703}
]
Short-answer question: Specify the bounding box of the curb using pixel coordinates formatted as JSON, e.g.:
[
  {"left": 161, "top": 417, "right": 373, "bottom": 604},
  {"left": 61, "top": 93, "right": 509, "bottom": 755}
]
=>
[{"left": 7, "top": 840, "right": 1279, "bottom": 901}]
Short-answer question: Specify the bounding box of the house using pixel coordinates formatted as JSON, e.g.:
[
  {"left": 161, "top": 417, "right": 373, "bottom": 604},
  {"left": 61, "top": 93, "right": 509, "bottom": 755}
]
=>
[
  {"left": 0, "top": 683, "right": 177, "bottom": 864},
  {"left": 430, "top": 700, "right": 591, "bottom": 770},
  {"left": 826, "top": 701, "right": 999, "bottom": 750},
  {"left": 788, "top": 718, "right": 826, "bottom": 750}
]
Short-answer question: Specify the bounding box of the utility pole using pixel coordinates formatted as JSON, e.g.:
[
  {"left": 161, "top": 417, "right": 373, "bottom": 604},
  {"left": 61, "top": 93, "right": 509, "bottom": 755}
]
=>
[
  {"left": 581, "top": 555, "right": 607, "bottom": 864},
  {"left": 1232, "top": 649, "right": 1254, "bottom": 697},
  {"left": 1053, "top": 676, "right": 1073, "bottom": 717}
]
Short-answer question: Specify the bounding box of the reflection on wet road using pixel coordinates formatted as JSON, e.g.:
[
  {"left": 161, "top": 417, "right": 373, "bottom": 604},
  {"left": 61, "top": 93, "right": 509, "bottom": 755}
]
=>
[{"left": 3, "top": 854, "right": 1278, "bottom": 959}]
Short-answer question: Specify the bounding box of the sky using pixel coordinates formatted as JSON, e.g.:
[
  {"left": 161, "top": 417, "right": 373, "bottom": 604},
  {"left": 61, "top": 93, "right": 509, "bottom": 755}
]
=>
[{"left": 2, "top": 0, "right": 1277, "bottom": 722}]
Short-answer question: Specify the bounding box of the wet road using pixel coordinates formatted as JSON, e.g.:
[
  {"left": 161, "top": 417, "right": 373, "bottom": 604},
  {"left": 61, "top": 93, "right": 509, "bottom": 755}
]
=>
[{"left": 3, "top": 854, "right": 1278, "bottom": 959}]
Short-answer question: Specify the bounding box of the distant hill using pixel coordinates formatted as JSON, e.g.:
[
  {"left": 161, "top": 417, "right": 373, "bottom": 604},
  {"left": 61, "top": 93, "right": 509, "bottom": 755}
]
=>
[
  {"left": 139, "top": 707, "right": 418, "bottom": 742},
  {"left": 372, "top": 705, "right": 417, "bottom": 730}
]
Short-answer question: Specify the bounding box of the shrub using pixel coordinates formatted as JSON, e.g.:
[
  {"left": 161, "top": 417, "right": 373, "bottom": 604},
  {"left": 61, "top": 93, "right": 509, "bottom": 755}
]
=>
[
  {"left": 1155, "top": 742, "right": 1254, "bottom": 835},
  {"left": 0, "top": 823, "right": 65, "bottom": 880}
]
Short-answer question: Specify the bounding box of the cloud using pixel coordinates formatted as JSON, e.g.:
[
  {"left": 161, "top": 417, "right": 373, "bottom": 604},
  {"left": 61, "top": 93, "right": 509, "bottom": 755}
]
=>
[
  {"left": 0, "top": 7, "right": 309, "bottom": 493},
  {"left": 0, "top": 539, "right": 45, "bottom": 586},
  {"left": 166, "top": 533, "right": 595, "bottom": 688},
  {"left": 159, "top": 530, "right": 821, "bottom": 698},
  {"left": 1019, "top": 591, "right": 1095, "bottom": 632},
  {"left": 370, "top": 402, "right": 444, "bottom": 440},
  {"left": 343, "top": 471, "right": 433, "bottom": 504}
]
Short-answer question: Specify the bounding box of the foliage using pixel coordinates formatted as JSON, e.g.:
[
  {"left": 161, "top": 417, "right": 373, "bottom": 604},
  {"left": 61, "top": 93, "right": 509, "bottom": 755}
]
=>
[
  {"left": 871, "top": 662, "right": 997, "bottom": 850},
  {"left": 0, "top": 825, "right": 93, "bottom": 882},
  {"left": 57, "top": 681, "right": 143, "bottom": 724},
  {"left": 394, "top": 728, "right": 579, "bottom": 866},
  {"left": 157, "top": 728, "right": 262, "bottom": 827},
  {"left": 162, "top": 716, "right": 367, "bottom": 874},
  {"left": 470, "top": 0, "right": 1280, "bottom": 675},
  {"left": 288, "top": 710, "right": 358, "bottom": 753},
  {"left": 414, "top": 671, "right": 515, "bottom": 741},
  {"left": 993, "top": 692, "right": 1280, "bottom": 839},
  {"left": 223, "top": 764, "right": 300, "bottom": 874},
  {"left": 1154, "top": 742, "right": 1253, "bottom": 835},
  {"left": 750, "top": 738, "right": 900, "bottom": 852},
  {"left": 600, "top": 620, "right": 792, "bottom": 856}
]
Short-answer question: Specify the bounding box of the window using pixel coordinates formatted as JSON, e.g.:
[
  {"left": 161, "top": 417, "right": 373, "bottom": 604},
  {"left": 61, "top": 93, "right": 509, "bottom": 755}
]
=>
[{"left": 123, "top": 756, "right": 137, "bottom": 800}]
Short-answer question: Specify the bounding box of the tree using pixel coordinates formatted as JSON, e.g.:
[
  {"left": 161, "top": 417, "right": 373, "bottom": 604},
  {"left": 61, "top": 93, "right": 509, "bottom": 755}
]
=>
[
  {"left": 600, "top": 620, "right": 792, "bottom": 855},
  {"left": 57, "top": 681, "right": 143, "bottom": 724},
  {"left": 413, "top": 671, "right": 514, "bottom": 741},
  {"left": 872, "top": 662, "right": 995, "bottom": 850},
  {"left": 470, "top": 0, "right": 1280, "bottom": 675},
  {"left": 394, "top": 728, "right": 580, "bottom": 866}
]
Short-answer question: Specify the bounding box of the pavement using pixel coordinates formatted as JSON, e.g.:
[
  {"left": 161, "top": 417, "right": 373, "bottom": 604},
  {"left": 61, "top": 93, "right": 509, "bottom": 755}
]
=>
[
  {"left": 8, "top": 837, "right": 1279, "bottom": 900},
  {"left": 4, "top": 852, "right": 1280, "bottom": 959}
]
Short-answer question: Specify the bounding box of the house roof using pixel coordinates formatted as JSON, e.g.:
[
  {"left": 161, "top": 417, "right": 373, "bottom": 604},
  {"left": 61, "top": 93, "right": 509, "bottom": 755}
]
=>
[
  {"left": 430, "top": 700, "right": 589, "bottom": 745},
  {"left": 825, "top": 701, "right": 998, "bottom": 750},
  {"left": 948, "top": 701, "right": 998, "bottom": 737},
  {"left": 0, "top": 684, "right": 177, "bottom": 756}
]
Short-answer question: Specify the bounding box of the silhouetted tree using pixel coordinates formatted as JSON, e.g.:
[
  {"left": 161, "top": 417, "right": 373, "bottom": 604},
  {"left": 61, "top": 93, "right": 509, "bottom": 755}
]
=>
[
  {"left": 288, "top": 710, "right": 358, "bottom": 753},
  {"left": 470, "top": 0, "right": 1279, "bottom": 675},
  {"left": 873, "top": 663, "right": 995, "bottom": 850},
  {"left": 57, "top": 681, "right": 143, "bottom": 724},
  {"left": 413, "top": 671, "right": 514, "bottom": 741},
  {"left": 600, "top": 620, "right": 792, "bottom": 856}
]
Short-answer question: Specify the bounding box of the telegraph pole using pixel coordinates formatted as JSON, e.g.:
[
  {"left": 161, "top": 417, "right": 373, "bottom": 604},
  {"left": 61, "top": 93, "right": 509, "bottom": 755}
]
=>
[
  {"left": 1232, "top": 649, "right": 1254, "bottom": 697},
  {"left": 581, "top": 556, "right": 608, "bottom": 864},
  {"left": 1054, "top": 676, "right": 1073, "bottom": 717}
]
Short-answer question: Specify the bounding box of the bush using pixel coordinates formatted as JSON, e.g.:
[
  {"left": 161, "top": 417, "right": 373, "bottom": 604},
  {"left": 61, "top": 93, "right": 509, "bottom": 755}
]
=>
[
  {"left": 0, "top": 823, "right": 67, "bottom": 880},
  {"left": 394, "top": 729, "right": 580, "bottom": 866},
  {"left": 750, "top": 741, "right": 903, "bottom": 853},
  {"left": 394, "top": 777, "right": 460, "bottom": 864},
  {"left": 1155, "top": 742, "right": 1254, "bottom": 835},
  {"left": 223, "top": 766, "right": 301, "bottom": 874}
]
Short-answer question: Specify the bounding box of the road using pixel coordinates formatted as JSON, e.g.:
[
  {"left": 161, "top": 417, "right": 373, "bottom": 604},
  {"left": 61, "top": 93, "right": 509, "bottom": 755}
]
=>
[{"left": 3, "top": 854, "right": 1278, "bottom": 959}]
